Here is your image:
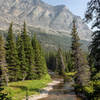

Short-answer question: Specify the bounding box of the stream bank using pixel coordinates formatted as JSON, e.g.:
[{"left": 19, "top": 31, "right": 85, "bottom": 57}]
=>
[
  {"left": 23, "top": 79, "right": 63, "bottom": 100},
  {"left": 39, "top": 80, "right": 82, "bottom": 100}
]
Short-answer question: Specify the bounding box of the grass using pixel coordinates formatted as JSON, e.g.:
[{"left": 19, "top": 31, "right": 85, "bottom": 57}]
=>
[
  {"left": 64, "top": 72, "right": 76, "bottom": 82},
  {"left": 3, "top": 74, "right": 51, "bottom": 100},
  {"left": 65, "top": 72, "right": 76, "bottom": 77}
]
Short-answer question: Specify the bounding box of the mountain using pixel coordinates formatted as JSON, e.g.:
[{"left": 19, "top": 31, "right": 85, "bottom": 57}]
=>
[{"left": 0, "top": 0, "right": 91, "bottom": 51}]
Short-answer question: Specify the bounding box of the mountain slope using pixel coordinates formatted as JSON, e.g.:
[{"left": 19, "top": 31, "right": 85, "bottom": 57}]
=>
[
  {"left": 0, "top": 0, "right": 91, "bottom": 51},
  {"left": 0, "top": 0, "right": 91, "bottom": 40}
]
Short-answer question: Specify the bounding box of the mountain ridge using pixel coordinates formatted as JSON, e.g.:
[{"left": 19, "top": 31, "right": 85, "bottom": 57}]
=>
[{"left": 0, "top": 0, "right": 91, "bottom": 41}]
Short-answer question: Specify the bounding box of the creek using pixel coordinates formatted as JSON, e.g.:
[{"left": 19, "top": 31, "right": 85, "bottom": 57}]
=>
[{"left": 39, "top": 79, "right": 82, "bottom": 100}]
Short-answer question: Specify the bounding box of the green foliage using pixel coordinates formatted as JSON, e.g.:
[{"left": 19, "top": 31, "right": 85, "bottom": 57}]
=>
[
  {"left": 55, "top": 48, "right": 66, "bottom": 76},
  {"left": 45, "top": 51, "right": 56, "bottom": 71},
  {"left": 32, "top": 34, "right": 48, "bottom": 79},
  {"left": 93, "top": 72, "right": 100, "bottom": 80},
  {"left": 85, "top": 1, "right": 100, "bottom": 99},
  {"left": 6, "top": 23, "right": 20, "bottom": 81},
  {"left": 0, "top": 87, "right": 11, "bottom": 100},
  {"left": 82, "top": 80, "right": 100, "bottom": 100},
  {"left": 64, "top": 51, "right": 73, "bottom": 72},
  {"left": 0, "top": 35, "right": 11, "bottom": 100},
  {"left": 3, "top": 74, "right": 51, "bottom": 100},
  {"left": 93, "top": 80, "right": 100, "bottom": 99},
  {"left": 71, "top": 20, "right": 90, "bottom": 87},
  {"left": 74, "top": 83, "right": 94, "bottom": 100},
  {"left": 56, "top": 49, "right": 62, "bottom": 73},
  {"left": 64, "top": 72, "right": 76, "bottom": 82},
  {"left": 21, "top": 22, "right": 35, "bottom": 80},
  {"left": 16, "top": 34, "right": 27, "bottom": 80},
  {"left": 65, "top": 72, "right": 76, "bottom": 77},
  {"left": 0, "top": 35, "right": 8, "bottom": 86},
  {"left": 5, "top": 22, "right": 49, "bottom": 81},
  {"left": 0, "top": 35, "right": 11, "bottom": 99},
  {"left": 45, "top": 50, "right": 73, "bottom": 74},
  {"left": 83, "top": 86, "right": 94, "bottom": 94}
]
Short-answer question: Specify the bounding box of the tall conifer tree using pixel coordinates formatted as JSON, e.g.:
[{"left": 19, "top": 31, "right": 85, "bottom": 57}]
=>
[
  {"left": 56, "top": 48, "right": 65, "bottom": 75},
  {"left": 6, "top": 23, "right": 20, "bottom": 81},
  {"left": 16, "top": 34, "right": 27, "bottom": 80},
  {"left": 85, "top": 0, "right": 100, "bottom": 73},
  {"left": 32, "top": 34, "right": 48, "bottom": 79},
  {"left": 71, "top": 20, "right": 90, "bottom": 86},
  {"left": 0, "top": 35, "right": 8, "bottom": 86},
  {"left": 85, "top": 1, "right": 100, "bottom": 99},
  {"left": 21, "top": 22, "right": 35, "bottom": 79}
]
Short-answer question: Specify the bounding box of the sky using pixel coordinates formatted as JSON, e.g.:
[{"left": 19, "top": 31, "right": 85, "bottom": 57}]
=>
[{"left": 42, "top": 0, "right": 90, "bottom": 18}]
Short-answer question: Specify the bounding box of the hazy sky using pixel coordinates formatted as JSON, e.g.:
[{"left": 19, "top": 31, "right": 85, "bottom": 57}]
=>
[{"left": 42, "top": 0, "right": 90, "bottom": 18}]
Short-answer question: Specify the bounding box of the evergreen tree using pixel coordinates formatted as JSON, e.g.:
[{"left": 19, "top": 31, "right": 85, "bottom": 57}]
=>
[
  {"left": 32, "top": 34, "right": 48, "bottom": 79},
  {"left": 16, "top": 34, "right": 27, "bottom": 81},
  {"left": 65, "top": 51, "right": 73, "bottom": 72},
  {"left": 45, "top": 52, "right": 56, "bottom": 71},
  {"left": 0, "top": 35, "right": 8, "bottom": 86},
  {"left": 85, "top": 0, "right": 100, "bottom": 73},
  {"left": 71, "top": 20, "right": 90, "bottom": 86},
  {"left": 85, "top": 1, "right": 100, "bottom": 99},
  {"left": 56, "top": 48, "right": 66, "bottom": 76},
  {"left": 71, "top": 20, "right": 81, "bottom": 71},
  {"left": 6, "top": 23, "right": 20, "bottom": 81},
  {"left": 21, "top": 22, "right": 35, "bottom": 80},
  {"left": 0, "top": 35, "right": 11, "bottom": 100}
]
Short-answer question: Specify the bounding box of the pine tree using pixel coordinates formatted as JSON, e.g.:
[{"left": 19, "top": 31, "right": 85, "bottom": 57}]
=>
[
  {"left": 21, "top": 22, "right": 35, "bottom": 80},
  {"left": 0, "top": 35, "right": 11, "bottom": 100},
  {"left": 0, "top": 35, "right": 8, "bottom": 86},
  {"left": 45, "top": 52, "right": 56, "bottom": 71},
  {"left": 16, "top": 34, "right": 27, "bottom": 81},
  {"left": 71, "top": 20, "right": 81, "bottom": 71},
  {"left": 85, "top": 1, "right": 100, "bottom": 99},
  {"left": 85, "top": 0, "right": 100, "bottom": 73},
  {"left": 6, "top": 23, "right": 20, "bottom": 81},
  {"left": 56, "top": 48, "right": 65, "bottom": 76},
  {"left": 32, "top": 34, "right": 48, "bottom": 79},
  {"left": 65, "top": 51, "right": 73, "bottom": 72},
  {"left": 71, "top": 20, "right": 90, "bottom": 86}
]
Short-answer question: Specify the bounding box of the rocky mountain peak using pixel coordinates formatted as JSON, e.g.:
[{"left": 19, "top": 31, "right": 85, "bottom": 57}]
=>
[{"left": 0, "top": 0, "right": 91, "bottom": 41}]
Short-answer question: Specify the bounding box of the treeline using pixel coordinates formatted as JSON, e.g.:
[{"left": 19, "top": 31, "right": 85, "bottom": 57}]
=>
[
  {"left": 45, "top": 49, "right": 74, "bottom": 76},
  {"left": 0, "top": 22, "right": 49, "bottom": 99}
]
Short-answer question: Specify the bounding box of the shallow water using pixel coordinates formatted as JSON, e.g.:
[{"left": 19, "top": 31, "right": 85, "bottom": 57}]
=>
[{"left": 39, "top": 80, "right": 82, "bottom": 100}]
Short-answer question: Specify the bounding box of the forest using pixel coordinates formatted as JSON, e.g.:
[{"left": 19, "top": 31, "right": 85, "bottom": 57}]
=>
[{"left": 0, "top": 0, "right": 100, "bottom": 100}]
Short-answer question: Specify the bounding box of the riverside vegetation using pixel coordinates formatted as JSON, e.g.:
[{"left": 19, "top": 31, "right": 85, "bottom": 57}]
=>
[{"left": 0, "top": 0, "right": 100, "bottom": 100}]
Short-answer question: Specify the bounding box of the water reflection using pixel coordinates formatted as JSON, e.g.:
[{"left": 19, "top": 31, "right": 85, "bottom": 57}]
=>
[{"left": 39, "top": 81, "right": 82, "bottom": 100}]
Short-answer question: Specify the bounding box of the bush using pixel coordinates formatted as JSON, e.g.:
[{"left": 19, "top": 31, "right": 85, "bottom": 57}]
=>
[
  {"left": 74, "top": 83, "right": 94, "bottom": 99},
  {"left": 0, "top": 87, "right": 11, "bottom": 100}
]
